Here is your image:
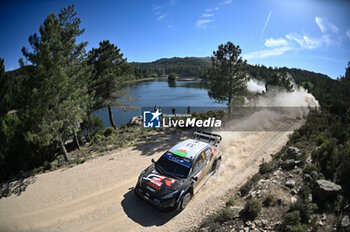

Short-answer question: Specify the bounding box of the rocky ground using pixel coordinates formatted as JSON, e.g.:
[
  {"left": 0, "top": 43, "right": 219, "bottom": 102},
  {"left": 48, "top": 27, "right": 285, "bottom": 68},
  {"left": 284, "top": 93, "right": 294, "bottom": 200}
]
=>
[{"left": 196, "top": 146, "right": 350, "bottom": 232}]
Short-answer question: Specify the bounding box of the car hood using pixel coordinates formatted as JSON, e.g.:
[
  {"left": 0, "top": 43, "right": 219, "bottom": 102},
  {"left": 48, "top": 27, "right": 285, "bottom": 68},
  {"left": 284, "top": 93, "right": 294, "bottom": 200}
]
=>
[{"left": 140, "top": 165, "right": 183, "bottom": 194}]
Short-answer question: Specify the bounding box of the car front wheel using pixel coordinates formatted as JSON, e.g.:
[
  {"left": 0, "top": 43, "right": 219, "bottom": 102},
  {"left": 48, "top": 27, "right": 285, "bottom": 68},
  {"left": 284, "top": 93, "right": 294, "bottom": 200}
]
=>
[{"left": 180, "top": 192, "right": 192, "bottom": 210}]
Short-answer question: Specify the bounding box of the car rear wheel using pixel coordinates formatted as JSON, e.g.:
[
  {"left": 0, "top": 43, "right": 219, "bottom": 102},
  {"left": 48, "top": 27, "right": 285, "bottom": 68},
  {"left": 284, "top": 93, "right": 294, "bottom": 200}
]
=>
[
  {"left": 180, "top": 192, "right": 192, "bottom": 210},
  {"left": 213, "top": 158, "right": 221, "bottom": 173}
]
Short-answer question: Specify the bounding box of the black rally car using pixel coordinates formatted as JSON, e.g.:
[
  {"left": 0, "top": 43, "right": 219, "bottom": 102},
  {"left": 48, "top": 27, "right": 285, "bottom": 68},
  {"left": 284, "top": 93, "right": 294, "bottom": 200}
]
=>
[{"left": 134, "top": 131, "right": 222, "bottom": 212}]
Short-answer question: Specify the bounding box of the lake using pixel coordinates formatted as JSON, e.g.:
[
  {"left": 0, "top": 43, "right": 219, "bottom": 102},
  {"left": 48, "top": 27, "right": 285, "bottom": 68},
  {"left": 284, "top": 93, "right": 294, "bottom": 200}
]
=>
[{"left": 93, "top": 79, "right": 227, "bottom": 127}]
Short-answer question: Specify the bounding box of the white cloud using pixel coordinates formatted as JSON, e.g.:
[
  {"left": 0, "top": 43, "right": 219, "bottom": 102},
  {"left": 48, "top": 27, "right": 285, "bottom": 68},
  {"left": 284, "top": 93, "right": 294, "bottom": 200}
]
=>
[
  {"left": 315, "top": 17, "right": 326, "bottom": 33},
  {"left": 220, "top": 0, "right": 232, "bottom": 5},
  {"left": 285, "top": 33, "right": 321, "bottom": 49},
  {"left": 152, "top": 4, "right": 162, "bottom": 11},
  {"left": 315, "top": 17, "right": 339, "bottom": 33},
  {"left": 260, "top": 11, "right": 272, "bottom": 38},
  {"left": 201, "top": 13, "right": 213, "bottom": 18},
  {"left": 265, "top": 38, "right": 288, "bottom": 47},
  {"left": 346, "top": 30, "right": 350, "bottom": 40},
  {"left": 196, "top": 19, "right": 213, "bottom": 29},
  {"left": 205, "top": 8, "right": 213, "bottom": 12},
  {"left": 215, "top": 7, "right": 220, "bottom": 10},
  {"left": 157, "top": 13, "right": 166, "bottom": 21},
  {"left": 243, "top": 47, "right": 292, "bottom": 60}
]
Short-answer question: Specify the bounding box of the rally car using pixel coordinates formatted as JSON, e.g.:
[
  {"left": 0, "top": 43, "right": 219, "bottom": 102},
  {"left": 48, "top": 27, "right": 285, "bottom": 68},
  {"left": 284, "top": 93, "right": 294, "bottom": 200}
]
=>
[{"left": 134, "top": 131, "right": 222, "bottom": 212}]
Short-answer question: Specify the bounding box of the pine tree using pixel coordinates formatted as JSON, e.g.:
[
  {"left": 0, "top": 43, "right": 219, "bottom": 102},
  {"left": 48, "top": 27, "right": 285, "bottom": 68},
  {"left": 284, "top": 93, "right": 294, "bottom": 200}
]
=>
[
  {"left": 88, "top": 40, "right": 134, "bottom": 130},
  {"left": 19, "top": 5, "right": 91, "bottom": 161},
  {"left": 208, "top": 42, "right": 248, "bottom": 115}
]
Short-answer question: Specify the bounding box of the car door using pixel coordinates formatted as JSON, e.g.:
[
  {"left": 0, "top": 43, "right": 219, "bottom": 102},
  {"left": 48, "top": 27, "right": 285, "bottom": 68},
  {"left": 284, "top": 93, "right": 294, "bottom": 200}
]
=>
[
  {"left": 191, "top": 153, "right": 205, "bottom": 191},
  {"left": 201, "top": 147, "right": 214, "bottom": 177},
  {"left": 192, "top": 147, "right": 212, "bottom": 192}
]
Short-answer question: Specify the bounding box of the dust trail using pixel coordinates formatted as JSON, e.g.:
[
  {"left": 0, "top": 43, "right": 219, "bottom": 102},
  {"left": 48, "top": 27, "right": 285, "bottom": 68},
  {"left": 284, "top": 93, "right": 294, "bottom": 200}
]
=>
[
  {"left": 247, "top": 78, "right": 266, "bottom": 93},
  {"left": 211, "top": 81, "right": 319, "bottom": 182}
]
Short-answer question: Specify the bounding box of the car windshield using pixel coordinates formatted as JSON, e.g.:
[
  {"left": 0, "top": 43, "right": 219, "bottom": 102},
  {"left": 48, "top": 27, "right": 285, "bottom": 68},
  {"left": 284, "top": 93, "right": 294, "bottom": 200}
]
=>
[{"left": 155, "top": 152, "right": 192, "bottom": 179}]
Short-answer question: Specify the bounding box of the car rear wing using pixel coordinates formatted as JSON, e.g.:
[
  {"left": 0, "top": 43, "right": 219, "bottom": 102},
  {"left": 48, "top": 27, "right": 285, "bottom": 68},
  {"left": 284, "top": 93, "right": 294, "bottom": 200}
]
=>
[{"left": 193, "top": 131, "right": 222, "bottom": 146}]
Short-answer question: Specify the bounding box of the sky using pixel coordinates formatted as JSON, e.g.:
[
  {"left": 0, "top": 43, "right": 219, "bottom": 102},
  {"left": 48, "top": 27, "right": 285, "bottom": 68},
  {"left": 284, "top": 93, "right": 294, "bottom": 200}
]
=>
[{"left": 0, "top": 0, "right": 349, "bottom": 79}]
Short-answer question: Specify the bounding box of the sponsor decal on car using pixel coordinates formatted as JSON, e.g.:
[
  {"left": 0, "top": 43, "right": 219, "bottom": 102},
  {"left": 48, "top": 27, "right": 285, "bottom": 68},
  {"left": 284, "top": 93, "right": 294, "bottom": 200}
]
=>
[
  {"left": 143, "top": 174, "right": 176, "bottom": 190},
  {"left": 173, "top": 148, "right": 188, "bottom": 157}
]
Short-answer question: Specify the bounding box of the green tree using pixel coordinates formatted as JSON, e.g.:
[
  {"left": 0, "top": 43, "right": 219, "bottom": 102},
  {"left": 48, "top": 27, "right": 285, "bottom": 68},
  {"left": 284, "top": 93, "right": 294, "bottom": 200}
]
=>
[
  {"left": 168, "top": 72, "right": 177, "bottom": 82},
  {"left": 88, "top": 40, "right": 134, "bottom": 130},
  {"left": 208, "top": 42, "right": 248, "bottom": 115},
  {"left": 265, "top": 73, "right": 293, "bottom": 91},
  {"left": 19, "top": 5, "right": 91, "bottom": 161}
]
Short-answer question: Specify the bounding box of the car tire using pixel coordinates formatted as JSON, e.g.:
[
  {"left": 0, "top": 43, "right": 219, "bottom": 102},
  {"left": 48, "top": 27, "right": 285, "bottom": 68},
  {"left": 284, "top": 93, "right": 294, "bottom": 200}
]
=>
[
  {"left": 213, "top": 158, "right": 221, "bottom": 173},
  {"left": 180, "top": 192, "right": 192, "bottom": 210}
]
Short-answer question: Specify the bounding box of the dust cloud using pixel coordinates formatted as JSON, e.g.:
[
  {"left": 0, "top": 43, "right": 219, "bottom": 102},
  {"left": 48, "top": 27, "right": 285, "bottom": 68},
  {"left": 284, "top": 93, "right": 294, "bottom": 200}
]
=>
[{"left": 213, "top": 77, "right": 319, "bottom": 178}]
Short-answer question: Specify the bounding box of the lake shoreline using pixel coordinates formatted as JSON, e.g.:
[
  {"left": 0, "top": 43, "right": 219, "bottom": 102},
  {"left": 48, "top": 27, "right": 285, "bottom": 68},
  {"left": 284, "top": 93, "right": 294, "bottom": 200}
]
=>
[{"left": 129, "top": 76, "right": 204, "bottom": 83}]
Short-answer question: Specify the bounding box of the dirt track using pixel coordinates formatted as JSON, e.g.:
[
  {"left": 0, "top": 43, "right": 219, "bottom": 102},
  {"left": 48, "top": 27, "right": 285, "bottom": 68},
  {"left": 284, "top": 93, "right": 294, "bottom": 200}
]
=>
[{"left": 0, "top": 118, "right": 303, "bottom": 232}]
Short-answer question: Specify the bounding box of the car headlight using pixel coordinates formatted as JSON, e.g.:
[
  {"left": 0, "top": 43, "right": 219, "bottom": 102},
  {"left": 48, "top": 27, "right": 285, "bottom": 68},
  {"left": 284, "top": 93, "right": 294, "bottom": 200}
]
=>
[{"left": 161, "top": 190, "right": 179, "bottom": 199}]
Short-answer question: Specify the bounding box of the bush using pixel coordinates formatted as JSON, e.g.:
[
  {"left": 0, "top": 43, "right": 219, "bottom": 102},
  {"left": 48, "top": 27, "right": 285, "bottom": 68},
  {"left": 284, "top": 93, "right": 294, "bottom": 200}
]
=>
[
  {"left": 297, "top": 185, "right": 312, "bottom": 202},
  {"left": 103, "top": 127, "right": 115, "bottom": 136},
  {"left": 239, "top": 181, "right": 253, "bottom": 196},
  {"left": 303, "top": 164, "right": 318, "bottom": 175},
  {"left": 259, "top": 162, "right": 273, "bottom": 175},
  {"left": 239, "top": 174, "right": 262, "bottom": 196},
  {"left": 201, "top": 207, "right": 236, "bottom": 228},
  {"left": 316, "top": 135, "right": 325, "bottom": 146},
  {"left": 263, "top": 194, "right": 274, "bottom": 207},
  {"left": 226, "top": 197, "right": 235, "bottom": 207},
  {"left": 241, "top": 200, "right": 261, "bottom": 220},
  {"left": 281, "top": 210, "right": 301, "bottom": 231},
  {"left": 289, "top": 224, "right": 308, "bottom": 232}
]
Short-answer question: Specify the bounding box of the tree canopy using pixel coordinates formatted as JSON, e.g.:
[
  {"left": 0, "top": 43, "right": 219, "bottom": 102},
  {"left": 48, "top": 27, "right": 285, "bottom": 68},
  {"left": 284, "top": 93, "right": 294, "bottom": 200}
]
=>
[
  {"left": 208, "top": 42, "right": 248, "bottom": 113},
  {"left": 88, "top": 40, "right": 134, "bottom": 129},
  {"left": 19, "top": 5, "right": 91, "bottom": 161}
]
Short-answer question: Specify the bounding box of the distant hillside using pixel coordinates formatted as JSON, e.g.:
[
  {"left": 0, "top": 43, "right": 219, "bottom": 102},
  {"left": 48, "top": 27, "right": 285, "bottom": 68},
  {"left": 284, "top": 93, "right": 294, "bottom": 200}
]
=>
[{"left": 133, "top": 57, "right": 211, "bottom": 78}]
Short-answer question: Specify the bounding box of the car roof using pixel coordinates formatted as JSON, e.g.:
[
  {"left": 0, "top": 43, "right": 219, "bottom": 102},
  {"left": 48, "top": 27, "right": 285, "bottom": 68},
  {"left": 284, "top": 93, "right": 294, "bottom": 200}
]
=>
[{"left": 169, "top": 139, "right": 209, "bottom": 160}]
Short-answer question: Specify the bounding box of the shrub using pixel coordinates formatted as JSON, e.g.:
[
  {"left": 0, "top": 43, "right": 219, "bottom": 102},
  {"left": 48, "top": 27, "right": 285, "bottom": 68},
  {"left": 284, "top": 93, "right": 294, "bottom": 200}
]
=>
[
  {"left": 297, "top": 185, "right": 312, "bottom": 202},
  {"left": 226, "top": 197, "right": 235, "bottom": 207},
  {"left": 103, "top": 127, "right": 115, "bottom": 136},
  {"left": 295, "top": 202, "right": 318, "bottom": 223},
  {"left": 239, "top": 174, "right": 262, "bottom": 196},
  {"left": 201, "top": 207, "right": 236, "bottom": 228},
  {"left": 263, "top": 194, "right": 274, "bottom": 207},
  {"left": 316, "top": 135, "right": 325, "bottom": 146},
  {"left": 289, "top": 224, "right": 308, "bottom": 232},
  {"left": 281, "top": 210, "right": 301, "bottom": 231},
  {"left": 242, "top": 200, "right": 261, "bottom": 220},
  {"left": 259, "top": 162, "right": 273, "bottom": 175},
  {"left": 303, "top": 164, "right": 318, "bottom": 175},
  {"left": 239, "top": 181, "right": 253, "bottom": 196}
]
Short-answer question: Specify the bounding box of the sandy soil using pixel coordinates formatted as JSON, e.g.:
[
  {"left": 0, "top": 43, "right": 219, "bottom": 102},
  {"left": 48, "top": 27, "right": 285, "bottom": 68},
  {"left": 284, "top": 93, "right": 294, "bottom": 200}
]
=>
[{"left": 0, "top": 117, "right": 303, "bottom": 232}]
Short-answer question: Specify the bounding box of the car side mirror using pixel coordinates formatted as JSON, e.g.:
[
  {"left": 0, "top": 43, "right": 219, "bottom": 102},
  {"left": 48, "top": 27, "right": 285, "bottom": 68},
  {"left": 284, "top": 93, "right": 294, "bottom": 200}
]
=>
[
  {"left": 151, "top": 158, "right": 156, "bottom": 163},
  {"left": 191, "top": 176, "right": 198, "bottom": 182}
]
